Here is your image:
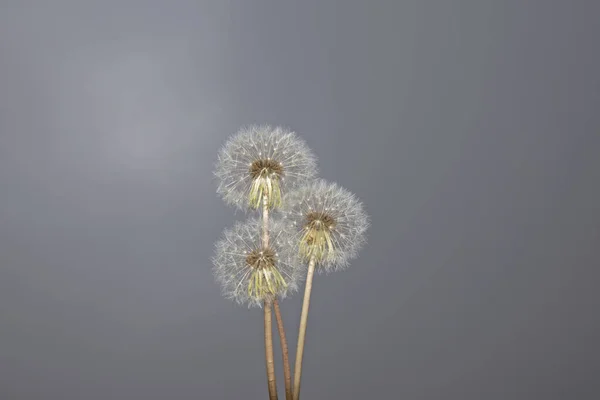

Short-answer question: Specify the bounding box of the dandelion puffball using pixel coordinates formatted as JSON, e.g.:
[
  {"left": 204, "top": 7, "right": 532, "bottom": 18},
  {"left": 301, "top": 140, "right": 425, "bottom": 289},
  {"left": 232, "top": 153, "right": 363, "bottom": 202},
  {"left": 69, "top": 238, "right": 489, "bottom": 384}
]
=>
[
  {"left": 212, "top": 217, "right": 304, "bottom": 308},
  {"left": 214, "top": 125, "right": 317, "bottom": 210},
  {"left": 283, "top": 180, "right": 369, "bottom": 272}
]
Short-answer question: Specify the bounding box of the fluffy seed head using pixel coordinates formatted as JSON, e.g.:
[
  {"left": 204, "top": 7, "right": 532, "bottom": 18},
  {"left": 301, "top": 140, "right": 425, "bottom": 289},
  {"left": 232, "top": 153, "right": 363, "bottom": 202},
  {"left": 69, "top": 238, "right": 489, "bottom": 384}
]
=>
[
  {"left": 214, "top": 125, "right": 318, "bottom": 210},
  {"left": 212, "top": 217, "right": 304, "bottom": 307},
  {"left": 283, "top": 180, "right": 369, "bottom": 272}
]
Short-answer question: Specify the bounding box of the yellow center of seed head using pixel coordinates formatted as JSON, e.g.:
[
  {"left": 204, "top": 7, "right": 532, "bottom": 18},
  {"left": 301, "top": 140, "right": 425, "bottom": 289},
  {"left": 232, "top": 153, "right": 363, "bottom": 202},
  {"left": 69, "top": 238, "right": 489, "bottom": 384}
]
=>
[
  {"left": 248, "top": 159, "right": 283, "bottom": 209},
  {"left": 245, "top": 248, "right": 287, "bottom": 299},
  {"left": 299, "top": 212, "right": 336, "bottom": 262}
]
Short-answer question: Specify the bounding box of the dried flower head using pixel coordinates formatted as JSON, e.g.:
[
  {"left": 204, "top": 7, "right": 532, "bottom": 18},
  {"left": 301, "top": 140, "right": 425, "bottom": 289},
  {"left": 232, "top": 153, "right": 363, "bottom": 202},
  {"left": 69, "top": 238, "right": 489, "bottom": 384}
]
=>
[
  {"left": 214, "top": 125, "right": 317, "bottom": 210},
  {"left": 213, "top": 217, "right": 304, "bottom": 307},
  {"left": 283, "top": 180, "right": 369, "bottom": 272}
]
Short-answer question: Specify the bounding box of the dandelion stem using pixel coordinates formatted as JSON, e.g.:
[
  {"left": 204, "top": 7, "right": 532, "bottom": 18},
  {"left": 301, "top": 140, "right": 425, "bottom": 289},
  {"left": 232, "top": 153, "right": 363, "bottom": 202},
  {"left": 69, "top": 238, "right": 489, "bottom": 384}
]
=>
[
  {"left": 262, "top": 192, "right": 293, "bottom": 399},
  {"left": 293, "top": 255, "right": 316, "bottom": 400},
  {"left": 274, "top": 299, "right": 293, "bottom": 400},
  {"left": 261, "top": 194, "right": 278, "bottom": 400},
  {"left": 264, "top": 299, "right": 278, "bottom": 400},
  {"left": 262, "top": 193, "right": 269, "bottom": 248}
]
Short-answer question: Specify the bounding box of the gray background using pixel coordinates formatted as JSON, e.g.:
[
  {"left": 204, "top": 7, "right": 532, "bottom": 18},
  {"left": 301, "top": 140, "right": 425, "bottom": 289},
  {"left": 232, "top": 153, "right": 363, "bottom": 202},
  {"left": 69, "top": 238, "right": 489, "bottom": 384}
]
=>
[{"left": 1, "top": 1, "right": 599, "bottom": 399}]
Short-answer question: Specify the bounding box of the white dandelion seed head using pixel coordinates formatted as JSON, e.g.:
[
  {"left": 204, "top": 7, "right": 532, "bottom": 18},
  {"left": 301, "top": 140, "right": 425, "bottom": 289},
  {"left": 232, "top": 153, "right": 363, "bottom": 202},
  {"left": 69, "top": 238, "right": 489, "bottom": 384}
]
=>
[
  {"left": 283, "top": 179, "right": 369, "bottom": 273},
  {"left": 212, "top": 217, "right": 305, "bottom": 308},
  {"left": 214, "top": 125, "right": 318, "bottom": 211}
]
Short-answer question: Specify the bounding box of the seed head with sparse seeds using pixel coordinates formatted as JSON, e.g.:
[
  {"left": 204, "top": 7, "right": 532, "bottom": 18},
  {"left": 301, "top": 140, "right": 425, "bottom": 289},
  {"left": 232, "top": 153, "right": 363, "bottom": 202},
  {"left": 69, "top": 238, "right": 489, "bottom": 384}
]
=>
[
  {"left": 214, "top": 125, "right": 318, "bottom": 210},
  {"left": 283, "top": 179, "right": 369, "bottom": 272},
  {"left": 212, "top": 217, "right": 304, "bottom": 308}
]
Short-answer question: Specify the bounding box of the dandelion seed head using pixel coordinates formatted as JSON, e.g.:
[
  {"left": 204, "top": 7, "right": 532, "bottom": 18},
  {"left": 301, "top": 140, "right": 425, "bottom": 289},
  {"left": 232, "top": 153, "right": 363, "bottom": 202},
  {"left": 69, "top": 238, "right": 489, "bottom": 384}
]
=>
[
  {"left": 212, "top": 217, "right": 305, "bottom": 308},
  {"left": 283, "top": 179, "right": 369, "bottom": 272},
  {"left": 214, "top": 125, "right": 317, "bottom": 211}
]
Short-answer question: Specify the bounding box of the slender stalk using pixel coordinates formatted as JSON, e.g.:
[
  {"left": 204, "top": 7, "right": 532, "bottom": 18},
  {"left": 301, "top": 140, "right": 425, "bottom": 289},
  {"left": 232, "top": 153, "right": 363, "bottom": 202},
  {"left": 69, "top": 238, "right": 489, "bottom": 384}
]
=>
[
  {"left": 293, "top": 256, "right": 316, "bottom": 400},
  {"left": 264, "top": 299, "right": 278, "bottom": 400},
  {"left": 262, "top": 193, "right": 269, "bottom": 248},
  {"left": 273, "top": 299, "right": 293, "bottom": 400},
  {"left": 262, "top": 194, "right": 278, "bottom": 400}
]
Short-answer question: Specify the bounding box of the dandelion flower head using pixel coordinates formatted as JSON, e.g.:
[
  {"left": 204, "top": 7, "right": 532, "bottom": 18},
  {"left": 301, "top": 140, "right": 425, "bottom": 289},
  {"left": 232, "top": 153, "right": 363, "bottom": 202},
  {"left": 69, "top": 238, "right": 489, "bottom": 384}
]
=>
[
  {"left": 215, "top": 125, "right": 317, "bottom": 210},
  {"left": 212, "top": 217, "right": 304, "bottom": 307},
  {"left": 283, "top": 180, "right": 369, "bottom": 272}
]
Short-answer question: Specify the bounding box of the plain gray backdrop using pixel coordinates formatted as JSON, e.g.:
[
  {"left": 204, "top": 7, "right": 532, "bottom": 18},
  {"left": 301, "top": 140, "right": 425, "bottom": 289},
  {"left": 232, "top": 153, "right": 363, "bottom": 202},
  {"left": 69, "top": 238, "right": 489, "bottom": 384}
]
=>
[{"left": 1, "top": 1, "right": 599, "bottom": 399}]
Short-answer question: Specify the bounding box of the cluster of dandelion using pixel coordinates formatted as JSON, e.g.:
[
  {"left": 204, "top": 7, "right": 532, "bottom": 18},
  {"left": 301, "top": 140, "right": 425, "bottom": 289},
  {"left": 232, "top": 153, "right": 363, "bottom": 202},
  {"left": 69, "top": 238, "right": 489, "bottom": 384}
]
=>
[{"left": 213, "top": 125, "right": 368, "bottom": 400}]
